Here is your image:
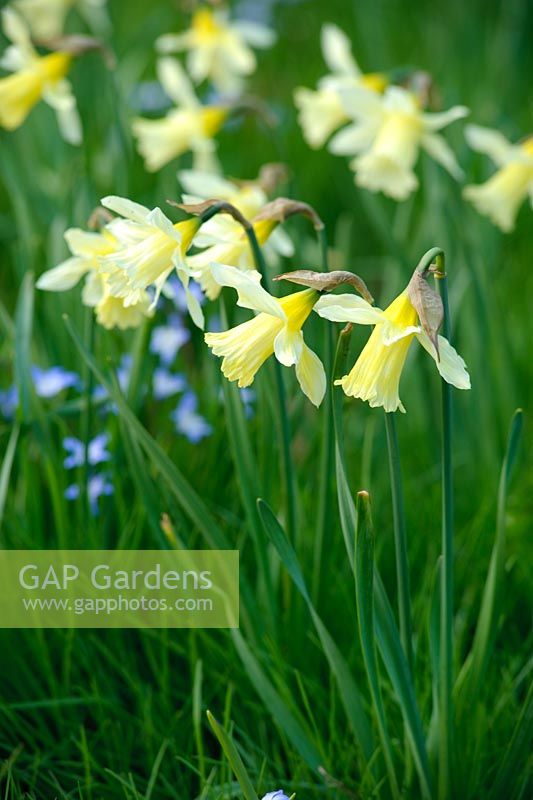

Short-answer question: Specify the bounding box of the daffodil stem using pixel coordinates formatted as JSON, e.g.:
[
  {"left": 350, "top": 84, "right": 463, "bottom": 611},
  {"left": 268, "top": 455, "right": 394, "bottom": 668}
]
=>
[
  {"left": 243, "top": 225, "right": 297, "bottom": 543},
  {"left": 312, "top": 226, "right": 334, "bottom": 601},
  {"left": 82, "top": 307, "right": 95, "bottom": 517},
  {"left": 436, "top": 252, "right": 454, "bottom": 800},
  {"left": 384, "top": 411, "right": 414, "bottom": 674}
]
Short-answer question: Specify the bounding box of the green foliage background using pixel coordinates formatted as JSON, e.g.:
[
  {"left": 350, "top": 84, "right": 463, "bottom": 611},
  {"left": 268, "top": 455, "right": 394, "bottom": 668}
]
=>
[{"left": 0, "top": 0, "right": 531, "bottom": 797}]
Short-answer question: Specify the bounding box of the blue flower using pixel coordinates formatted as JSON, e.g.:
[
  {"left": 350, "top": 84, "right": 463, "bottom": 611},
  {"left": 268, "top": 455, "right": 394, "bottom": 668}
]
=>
[
  {"left": 261, "top": 792, "right": 291, "bottom": 800},
  {"left": 153, "top": 368, "right": 187, "bottom": 400},
  {"left": 65, "top": 473, "right": 114, "bottom": 516},
  {"left": 31, "top": 366, "right": 80, "bottom": 398},
  {"left": 0, "top": 385, "right": 19, "bottom": 419},
  {"left": 63, "top": 434, "right": 111, "bottom": 470},
  {"left": 171, "top": 392, "right": 212, "bottom": 443},
  {"left": 150, "top": 314, "right": 191, "bottom": 365}
]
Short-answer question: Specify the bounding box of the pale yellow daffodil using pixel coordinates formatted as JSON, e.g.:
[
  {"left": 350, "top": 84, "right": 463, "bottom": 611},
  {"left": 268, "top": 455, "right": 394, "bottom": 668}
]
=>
[
  {"left": 36, "top": 228, "right": 153, "bottom": 330},
  {"left": 0, "top": 7, "right": 81, "bottom": 142},
  {"left": 205, "top": 264, "right": 326, "bottom": 406},
  {"left": 187, "top": 218, "right": 279, "bottom": 301},
  {"left": 329, "top": 85, "right": 468, "bottom": 200},
  {"left": 157, "top": 5, "right": 275, "bottom": 94},
  {"left": 463, "top": 124, "right": 533, "bottom": 232},
  {"left": 98, "top": 195, "right": 204, "bottom": 328},
  {"left": 132, "top": 57, "right": 228, "bottom": 173},
  {"left": 294, "top": 23, "right": 387, "bottom": 149},
  {"left": 13, "top": 0, "right": 109, "bottom": 39},
  {"left": 315, "top": 289, "right": 470, "bottom": 412}
]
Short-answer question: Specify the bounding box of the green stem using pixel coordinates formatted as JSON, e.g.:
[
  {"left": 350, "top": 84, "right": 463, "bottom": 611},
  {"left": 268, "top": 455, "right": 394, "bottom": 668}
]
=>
[
  {"left": 244, "top": 224, "right": 297, "bottom": 543},
  {"left": 312, "top": 226, "right": 334, "bottom": 601},
  {"left": 436, "top": 251, "right": 454, "bottom": 800},
  {"left": 82, "top": 307, "right": 95, "bottom": 519},
  {"left": 384, "top": 411, "right": 414, "bottom": 674}
]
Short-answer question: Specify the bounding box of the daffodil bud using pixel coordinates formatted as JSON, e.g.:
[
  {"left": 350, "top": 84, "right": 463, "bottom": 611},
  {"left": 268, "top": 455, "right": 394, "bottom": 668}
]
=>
[{"left": 274, "top": 269, "right": 374, "bottom": 304}]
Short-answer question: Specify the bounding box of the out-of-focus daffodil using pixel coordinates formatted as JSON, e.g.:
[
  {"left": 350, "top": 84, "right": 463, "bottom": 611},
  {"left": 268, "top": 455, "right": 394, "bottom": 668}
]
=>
[
  {"left": 36, "top": 228, "right": 153, "bottom": 330},
  {"left": 329, "top": 85, "right": 468, "bottom": 199},
  {"left": 132, "top": 57, "right": 228, "bottom": 172},
  {"left": 463, "top": 124, "right": 533, "bottom": 232},
  {"left": 0, "top": 7, "right": 81, "bottom": 142},
  {"left": 99, "top": 195, "right": 204, "bottom": 327},
  {"left": 156, "top": 5, "right": 275, "bottom": 94},
  {"left": 187, "top": 217, "right": 280, "bottom": 301},
  {"left": 294, "top": 23, "right": 387, "bottom": 149},
  {"left": 13, "top": 0, "right": 109, "bottom": 39},
  {"left": 315, "top": 287, "right": 470, "bottom": 412},
  {"left": 205, "top": 264, "right": 326, "bottom": 406}
]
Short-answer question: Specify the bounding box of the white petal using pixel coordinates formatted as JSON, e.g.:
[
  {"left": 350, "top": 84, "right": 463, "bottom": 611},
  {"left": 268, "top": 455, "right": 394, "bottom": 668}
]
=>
[
  {"left": 416, "top": 331, "right": 471, "bottom": 390},
  {"left": 210, "top": 263, "right": 285, "bottom": 318},
  {"left": 274, "top": 326, "right": 303, "bottom": 367},
  {"left": 423, "top": 105, "right": 469, "bottom": 132},
  {"left": 329, "top": 121, "right": 377, "bottom": 156},
  {"left": 101, "top": 195, "right": 151, "bottom": 223},
  {"left": 381, "top": 322, "right": 420, "bottom": 344},
  {"left": 36, "top": 258, "right": 89, "bottom": 291},
  {"left": 314, "top": 294, "right": 385, "bottom": 324},
  {"left": 421, "top": 133, "right": 463, "bottom": 180},
  {"left": 269, "top": 226, "right": 294, "bottom": 257},
  {"left": 146, "top": 207, "right": 181, "bottom": 242},
  {"left": 157, "top": 57, "right": 198, "bottom": 107},
  {"left": 295, "top": 342, "right": 327, "bottom": 407},
  {"left": 178, "top": 169, "right": 234, "bottom": 198},
  {"left": 337, "top": 85, "right": 383, "bottom": 120},
  {"left": 464, "top": 124, "right": 514, "bottom": 167},
  {"left": 321, "top": 23, "right": 360, "bottom": 76},
  {"left": 2, "top": 7, "right": 32, "bottom": 51},
  {"left": 233, "top": 20, "right": 276, "bottom": 48}
]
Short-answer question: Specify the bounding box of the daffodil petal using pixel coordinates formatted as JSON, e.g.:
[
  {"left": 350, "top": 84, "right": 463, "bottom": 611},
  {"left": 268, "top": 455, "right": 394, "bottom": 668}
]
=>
[
  {"left": 464, "top": 124, "right": 514, "bottom": 167},
  {"left": 321, "top": 23, "right": 360, "bottom": 76},
  {"left": 178, "top": 169, "right": 234, "bottom": 198},
  {"left": 274, "top": 326, "right": 303, "bottom": 367},
  {"left": 423, "top": 105, "right": 469, "bottom": 131},
  {"left": 157, "top": 56, "right": 198, "bottom": 107},
  {"left": 210, "top": 263, "right": 285, "bottom": 319},
  {"left": 36, "top": 257, "right": 89, "bottom": 291},
  {"left": 421, "top": 133, "right": 464, "bottom": 180},
  {"left": 295, "top": 342, "right": 326, "bottom": 407},
  {"left": 101, "top": 195, "right": 151, "bottom": 223},
  {"left": 416, "top": 331, "right": 471, "bottom": 390},
  {"left": 146, "top": 207, "right": 182, "bottom": 242},
  {"left": 314, "top": 293, "right": 385, "bottom": 324}
]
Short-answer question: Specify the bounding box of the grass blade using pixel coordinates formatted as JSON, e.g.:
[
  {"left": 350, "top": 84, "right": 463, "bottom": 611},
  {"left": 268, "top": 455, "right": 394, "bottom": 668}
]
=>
[
  {"left": 487, "top": 680, "right": 533, "bottom": 800},
  {"left": 354, "top": 491, "right": 400, "bottom": 800},
  {"left": 0, "top": 424, "right": 19, "bottom": 531},
  {"left": 206, "top": 711, "right": 257, "bottom": 800},
  {"left": 14, "top": 272, "right": 34, "bottom": 423}
]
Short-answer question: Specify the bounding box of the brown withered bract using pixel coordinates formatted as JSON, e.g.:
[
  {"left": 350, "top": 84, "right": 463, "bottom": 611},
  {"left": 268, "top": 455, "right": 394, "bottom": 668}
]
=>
[
  {"left": 407, "top": 267, "right": 443, "bottom": 355},
  {"left": 274, "top": 269, "right": 374, "bottom": 305},
  {"left": 253, "top": 197, "right": 324, "bottom": 230}
]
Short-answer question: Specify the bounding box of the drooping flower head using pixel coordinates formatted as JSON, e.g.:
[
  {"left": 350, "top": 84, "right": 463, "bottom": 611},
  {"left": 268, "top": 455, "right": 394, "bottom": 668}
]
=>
[
  {"left": 205, "top": 265, "right": 326, "bottom": 406},
  {"left": 463, "top": 124, "right": 533, "bottom": 232},
  {"left": 330, "top": 85, "right": 468, "bottom": 200},
  {"left": 99, "top": 195, "right": 204, "bottom": 327},
  {"left": 0, "top": 7, "right": 81, "bottom": 142},
  {"left": 36, "top": 225, "right": 154, "bottom": 331},
  {"left": 315, "top": 265, "right": 470, "bottom": 412},
  {"left": 294, "top": 23, "right": 387, "bottom": 149},
  {"left": 132, "top": 57, "right": 228, "bottom": 172},
  {"left": 157, "top": 5, "right": 275, "bottom": 94}
]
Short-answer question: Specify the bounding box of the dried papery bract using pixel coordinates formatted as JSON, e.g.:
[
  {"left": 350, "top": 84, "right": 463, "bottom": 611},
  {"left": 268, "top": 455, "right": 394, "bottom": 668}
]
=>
[
  {"left": 236, "top": 162, "right": 290, "bottom": 194},
  {"left": 275, "top": 269, "right": 374, "bottom": 304},
  {"left": 407, "top": 258, "right": 444, "bottom": 354},
  {"left": 253, "top": 197, "right": 325, "bottom": 231},
  {"left": 87, "top": 206, "right": 115, "bottom": 231},
  {"left": 38, "top": 35, "right": 116, "bottom": 68}
]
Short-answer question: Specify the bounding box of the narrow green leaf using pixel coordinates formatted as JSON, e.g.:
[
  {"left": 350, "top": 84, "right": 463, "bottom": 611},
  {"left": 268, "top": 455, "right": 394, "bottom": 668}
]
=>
[
  {"left": 487, "top": 681, "right": 533, "bottom": 800},
  {"left": 14, "top": 272, "right": 34, "bottom": 422},
  {"left": 354, "top": 491, "right": 401, "bottom": 800},
  {"left": 206, "top": 710, "right": 258, "bottom": 800},
  {"left": 231, "top": 628, "right": 322, "bottom": 771},
  {"left": 0, "top": 424, "right": 19, "bottom": 531},
  {"left": 257, "top": 498, "right": 374, "bottom": 764}
]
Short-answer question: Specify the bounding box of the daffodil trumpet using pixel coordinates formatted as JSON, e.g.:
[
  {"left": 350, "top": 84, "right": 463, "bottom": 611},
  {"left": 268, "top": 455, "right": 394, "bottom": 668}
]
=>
[{"left": 315, "top": 253, "right": 470, "bottom": 412}]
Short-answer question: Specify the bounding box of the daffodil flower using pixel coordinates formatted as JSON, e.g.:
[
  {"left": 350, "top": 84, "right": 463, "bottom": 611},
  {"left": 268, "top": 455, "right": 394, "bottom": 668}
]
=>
[
  {"left": 205, "top": 264, "right": 326, "bottom": 406},
  {"left": 315, "top": 289, "right": 470, "bottom": 412},
  {"left": 0, "top": 7, "right": 81, "bottom": 142},
  {"left": 187, "top": 218, "right": 279, "bottom": 301},
  {"left": 132, "top": 57, "right": 228, "bottom": 172},
  {"left": 329, "top": 85, "right": 468, "bottom": 200},
  {"left": 36, "top": 226, "right": 153, "bottom": 330},
  {"left": 294, "top": 23, "right": 387, "bottom": 149},
  {"left": 463, "top": 124, "right": 533, "bottom": 232},
  {"left": 13, "top": 0, "right": 109, "bottom": 39},
  {"left": 156, "top": 5, "right": 275, "bottom": 94},
  {"left": 98, "top": 195, "right": 204, "bottom": 328}
]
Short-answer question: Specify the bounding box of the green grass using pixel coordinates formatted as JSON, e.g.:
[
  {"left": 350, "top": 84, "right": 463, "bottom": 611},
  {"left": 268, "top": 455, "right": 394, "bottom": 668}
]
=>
[{"left": 1, "top": 0, "right": 532, "bottom": 798}]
